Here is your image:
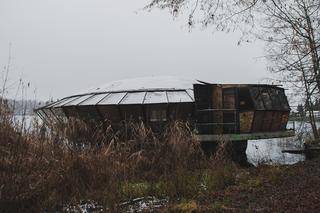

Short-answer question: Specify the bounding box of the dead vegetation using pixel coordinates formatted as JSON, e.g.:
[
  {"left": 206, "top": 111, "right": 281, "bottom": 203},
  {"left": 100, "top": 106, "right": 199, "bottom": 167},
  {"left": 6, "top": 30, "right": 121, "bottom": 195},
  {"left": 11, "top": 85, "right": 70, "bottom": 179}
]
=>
[
  {"left": 0, "top": 100, "right": 243, "bottom": 212},
  {"left": 2, "top": 101, "right": 319, "bottom": 212}
]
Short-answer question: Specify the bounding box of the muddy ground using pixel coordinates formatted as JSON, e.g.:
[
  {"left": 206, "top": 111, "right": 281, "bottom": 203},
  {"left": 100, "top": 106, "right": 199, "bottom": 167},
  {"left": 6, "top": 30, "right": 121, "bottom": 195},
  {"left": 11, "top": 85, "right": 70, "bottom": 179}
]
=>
[{"left": 167, "top": 157, "right": 320, "bottom": 212}]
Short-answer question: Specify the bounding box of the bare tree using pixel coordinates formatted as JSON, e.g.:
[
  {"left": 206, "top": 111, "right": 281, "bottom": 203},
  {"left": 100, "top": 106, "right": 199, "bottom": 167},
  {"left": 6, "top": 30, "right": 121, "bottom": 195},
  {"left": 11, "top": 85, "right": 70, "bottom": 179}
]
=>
[
  {"left": 261, "top": 1, "right": 320, "bottom": 139},
  {"left": 148, "top": 0, "right": 320, "bottom": 138}
]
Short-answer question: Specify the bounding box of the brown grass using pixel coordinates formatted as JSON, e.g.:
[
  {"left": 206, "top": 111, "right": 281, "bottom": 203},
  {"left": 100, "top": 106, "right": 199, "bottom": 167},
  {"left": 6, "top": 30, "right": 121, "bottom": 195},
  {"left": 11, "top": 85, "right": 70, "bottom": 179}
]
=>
[{"left": 0, "top": 100, "right": 241, "bottom": 212}]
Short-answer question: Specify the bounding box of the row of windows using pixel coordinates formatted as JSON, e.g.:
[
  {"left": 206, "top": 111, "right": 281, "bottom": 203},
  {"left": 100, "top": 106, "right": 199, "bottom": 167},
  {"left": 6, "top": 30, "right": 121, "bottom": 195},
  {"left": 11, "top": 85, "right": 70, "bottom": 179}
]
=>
[{"left": 38, "top": 104, "right": 193, "bottom": 123}]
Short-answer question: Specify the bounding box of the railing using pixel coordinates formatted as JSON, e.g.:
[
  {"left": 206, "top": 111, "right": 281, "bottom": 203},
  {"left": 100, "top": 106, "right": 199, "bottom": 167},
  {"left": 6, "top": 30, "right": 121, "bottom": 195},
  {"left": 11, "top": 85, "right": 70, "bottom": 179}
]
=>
[{"left": 195, "top": 108, "right": 238, "bottom": 134}]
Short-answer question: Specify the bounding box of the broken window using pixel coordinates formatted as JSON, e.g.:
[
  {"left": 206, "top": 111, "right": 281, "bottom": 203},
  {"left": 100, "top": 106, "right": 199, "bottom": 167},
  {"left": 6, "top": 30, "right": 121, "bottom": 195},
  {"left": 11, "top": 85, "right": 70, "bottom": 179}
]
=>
[
  {"left": 249, "top": 87, "right": 264, "bottom": 110},
  {"left": 260, "top": 88, "right": 272, "bottom": 110}
]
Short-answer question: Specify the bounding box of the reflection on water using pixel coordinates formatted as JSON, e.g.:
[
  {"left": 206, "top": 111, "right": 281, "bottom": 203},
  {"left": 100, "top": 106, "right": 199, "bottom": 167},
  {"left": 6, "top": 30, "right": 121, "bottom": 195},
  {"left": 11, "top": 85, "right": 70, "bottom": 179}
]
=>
[{"left": 246, "top": 121, "right": 316, "bottom": 165}]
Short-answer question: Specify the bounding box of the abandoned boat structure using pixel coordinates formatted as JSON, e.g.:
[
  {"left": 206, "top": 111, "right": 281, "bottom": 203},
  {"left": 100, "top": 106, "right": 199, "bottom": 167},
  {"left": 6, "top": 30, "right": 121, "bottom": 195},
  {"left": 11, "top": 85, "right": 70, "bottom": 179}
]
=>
[{"left": 36, "top": 76, "right": 294, "bottom": 163}]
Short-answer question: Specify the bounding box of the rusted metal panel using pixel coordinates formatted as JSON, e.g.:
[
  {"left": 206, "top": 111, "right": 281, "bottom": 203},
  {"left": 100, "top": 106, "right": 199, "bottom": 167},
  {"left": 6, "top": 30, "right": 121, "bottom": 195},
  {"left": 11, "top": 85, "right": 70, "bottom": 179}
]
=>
[{"left": 239, "top": 111, "right": 254, "bottom": 133}]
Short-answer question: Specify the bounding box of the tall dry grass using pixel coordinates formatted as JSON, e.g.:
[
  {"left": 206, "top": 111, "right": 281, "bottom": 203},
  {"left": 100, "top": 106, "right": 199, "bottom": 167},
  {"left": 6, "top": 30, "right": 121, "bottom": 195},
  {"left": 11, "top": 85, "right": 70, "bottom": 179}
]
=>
[{"left": 0, "top": 99, "right": 241, "bottom": 212}]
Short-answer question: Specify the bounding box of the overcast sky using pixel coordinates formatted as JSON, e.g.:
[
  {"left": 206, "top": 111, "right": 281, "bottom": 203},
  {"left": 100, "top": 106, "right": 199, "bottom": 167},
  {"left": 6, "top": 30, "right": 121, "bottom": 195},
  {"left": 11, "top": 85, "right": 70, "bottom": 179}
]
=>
[{"left": 0, "top": 0, "right": 270, "bottom": 101}]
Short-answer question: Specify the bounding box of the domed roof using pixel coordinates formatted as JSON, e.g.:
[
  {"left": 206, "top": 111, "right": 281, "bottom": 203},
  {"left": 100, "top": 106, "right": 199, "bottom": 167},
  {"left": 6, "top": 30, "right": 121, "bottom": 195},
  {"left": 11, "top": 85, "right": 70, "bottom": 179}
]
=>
[
  {"left": 42, "top": 76, "right": 202, "bottom": 109},
  {"left": 78, "top": 76, "right": 199, "bottom": 95}
]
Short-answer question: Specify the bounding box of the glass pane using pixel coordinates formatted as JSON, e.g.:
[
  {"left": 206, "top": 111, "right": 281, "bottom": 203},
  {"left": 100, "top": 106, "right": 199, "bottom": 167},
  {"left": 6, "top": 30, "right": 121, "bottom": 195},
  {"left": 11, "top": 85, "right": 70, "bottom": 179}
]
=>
[
  {"left": 37, "top": 109, "right": 48, "bottom": 120},
  {"left": 249, "top": 87, "right": 264, "bottom": 110},
  {"left": 144, "top": 92, "right": 167, "bottom": 104},
  {"left": 269, "top": 88, "right": 281, "bottom": 110},
  {"left": 277, "top": 89, "right": 290, "bottom": 110},
  {"left": 98, "top": 92, "right": 126, "bottom": 105},
  {"left": 64, "top": 94, "right": 94, "bottom": 106},
  {"left": 53, "top": 97, "right": 79, "bottom": 108},
  {"left": 120, "top": 92, "right": 146, "bottom": 104},
  {"left": 44, "top": 100, "right": 62, "bottom": 108},
  {"left": 79, "top": 93, "right": 108, "bottom": 105},
  {"left": 260, "top": 88, "right": 272, "bottom": 109},
  {"left": 186, "top": 89, "right": 194, "bottom": 101},
  {"left": 167, "top": 91, "right": 193, "bottom": 103}
]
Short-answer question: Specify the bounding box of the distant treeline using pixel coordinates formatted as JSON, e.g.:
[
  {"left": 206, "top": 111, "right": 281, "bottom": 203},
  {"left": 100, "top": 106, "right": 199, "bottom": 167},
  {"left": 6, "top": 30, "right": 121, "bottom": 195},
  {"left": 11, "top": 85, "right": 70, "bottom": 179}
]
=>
[
  {"left": 4, "top": 99, "right": 46, "bottom": 115},
  {"left": 296, "top": 100, "right": 320, "bottom": 113}
]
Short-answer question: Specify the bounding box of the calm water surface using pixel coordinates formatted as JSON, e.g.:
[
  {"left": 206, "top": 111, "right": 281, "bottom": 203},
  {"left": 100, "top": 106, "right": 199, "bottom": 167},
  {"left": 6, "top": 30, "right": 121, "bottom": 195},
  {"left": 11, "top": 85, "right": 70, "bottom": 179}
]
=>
[{"left": 246, "top": 121, "right": 315, "bottom": 165}]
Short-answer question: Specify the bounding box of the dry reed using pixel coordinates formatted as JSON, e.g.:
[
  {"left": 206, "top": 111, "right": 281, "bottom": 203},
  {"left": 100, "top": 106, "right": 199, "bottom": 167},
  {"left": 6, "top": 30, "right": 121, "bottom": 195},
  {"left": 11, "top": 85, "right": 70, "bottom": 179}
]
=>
[{"left": 0, "top": 101, "right": 239, "bottom": 212}]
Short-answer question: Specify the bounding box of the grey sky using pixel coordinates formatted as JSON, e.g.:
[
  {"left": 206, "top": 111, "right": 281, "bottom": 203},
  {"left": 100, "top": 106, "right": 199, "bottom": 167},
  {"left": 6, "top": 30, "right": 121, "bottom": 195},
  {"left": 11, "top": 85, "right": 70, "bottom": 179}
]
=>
[{"left": 0, "top": 0, "right": 269, "bottom": 101}]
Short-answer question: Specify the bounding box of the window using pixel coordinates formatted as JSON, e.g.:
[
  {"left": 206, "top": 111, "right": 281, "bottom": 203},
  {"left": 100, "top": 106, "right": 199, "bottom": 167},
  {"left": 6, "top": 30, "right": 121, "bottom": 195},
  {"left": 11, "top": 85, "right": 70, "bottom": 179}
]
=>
[
  {"left": 150, "top": 109, "right": 167, "bottom": 122},
  {"left": 260, "top": 88, "right": 272, "bottom": 109}
]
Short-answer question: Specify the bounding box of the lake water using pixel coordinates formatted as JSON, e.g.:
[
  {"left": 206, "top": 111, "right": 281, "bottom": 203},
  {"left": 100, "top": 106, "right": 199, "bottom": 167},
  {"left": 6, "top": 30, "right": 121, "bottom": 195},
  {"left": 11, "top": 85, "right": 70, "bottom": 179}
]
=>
[
  {"left": 247, "top": 137, "right": 305, "bottom": 165},
  {"left": 246, "top": 121, "right": 314, "bottom": 165}
]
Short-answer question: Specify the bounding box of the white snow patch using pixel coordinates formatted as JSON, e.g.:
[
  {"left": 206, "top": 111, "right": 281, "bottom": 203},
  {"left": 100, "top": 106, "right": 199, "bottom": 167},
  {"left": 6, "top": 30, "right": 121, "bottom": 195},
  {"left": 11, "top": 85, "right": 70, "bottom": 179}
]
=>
[
  {"left": 119, "top": 196, "right": 168, "bottom": 212},
  {"left": 78, "top": 76, "right": 199, "bottom": 95}
]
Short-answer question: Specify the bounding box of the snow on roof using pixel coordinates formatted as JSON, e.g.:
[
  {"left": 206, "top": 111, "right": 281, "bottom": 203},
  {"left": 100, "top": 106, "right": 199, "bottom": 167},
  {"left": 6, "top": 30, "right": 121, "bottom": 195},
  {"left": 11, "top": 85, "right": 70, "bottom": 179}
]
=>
[
  {"left": 41, "top": 76, "right": 200, "bottom": 108},
  {"left": 77, "top": 76, "right": 199, "bottom": 95}
]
